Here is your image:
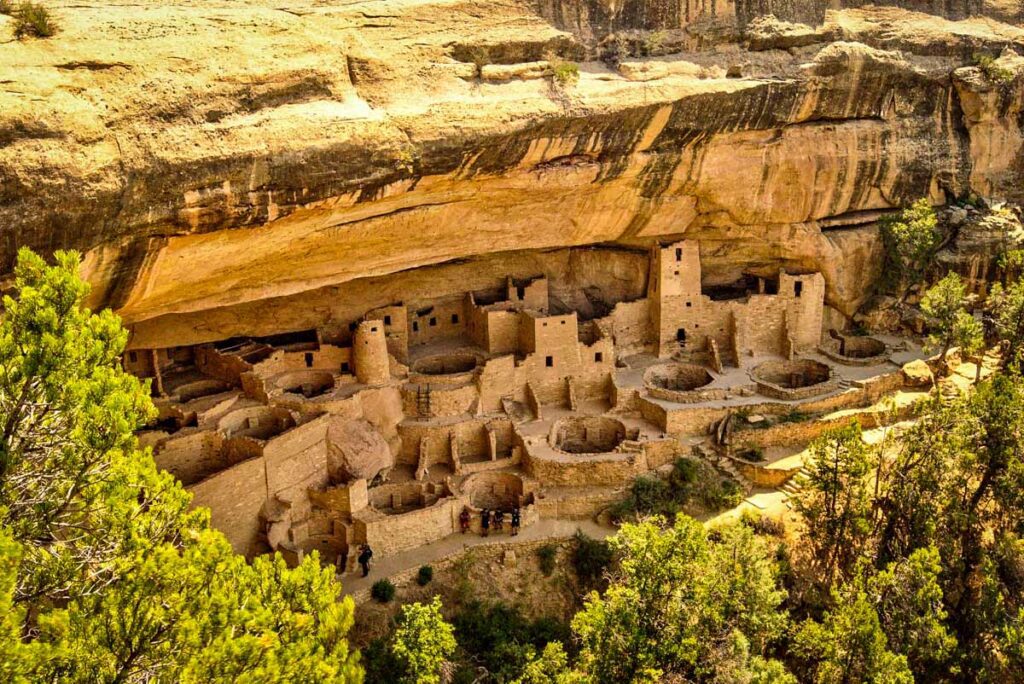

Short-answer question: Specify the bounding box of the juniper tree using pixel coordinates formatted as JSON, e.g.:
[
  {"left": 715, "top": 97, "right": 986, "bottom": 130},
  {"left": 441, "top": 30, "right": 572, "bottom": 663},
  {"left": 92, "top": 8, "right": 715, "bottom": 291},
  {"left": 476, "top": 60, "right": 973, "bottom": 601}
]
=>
[{"left": 0, "top": 248, "right": 361, "bottom": 682}]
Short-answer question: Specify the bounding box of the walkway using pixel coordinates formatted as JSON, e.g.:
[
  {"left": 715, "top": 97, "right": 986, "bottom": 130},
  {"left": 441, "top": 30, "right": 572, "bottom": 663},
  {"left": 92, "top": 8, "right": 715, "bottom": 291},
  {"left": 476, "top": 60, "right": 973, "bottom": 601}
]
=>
[{"left": 340, "top": 517, "right": 615, "bottom": 596}]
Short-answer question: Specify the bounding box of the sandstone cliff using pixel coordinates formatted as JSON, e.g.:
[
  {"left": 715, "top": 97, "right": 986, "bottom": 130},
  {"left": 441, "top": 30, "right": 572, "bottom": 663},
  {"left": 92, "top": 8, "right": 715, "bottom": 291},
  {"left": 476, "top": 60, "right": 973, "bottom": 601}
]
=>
[{"left": 2, "top": 0, "right": 1024, "bottom": 347}]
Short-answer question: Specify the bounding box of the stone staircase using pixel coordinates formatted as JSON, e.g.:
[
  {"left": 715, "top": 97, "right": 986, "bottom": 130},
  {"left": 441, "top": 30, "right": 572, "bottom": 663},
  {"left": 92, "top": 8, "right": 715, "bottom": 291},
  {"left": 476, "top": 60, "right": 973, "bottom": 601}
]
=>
[
  {"left": 693, "top": 444, "right": 754, "bottom": 494},
  {"left": 781, "top": 466, "right": 808, "bottom": 508}
]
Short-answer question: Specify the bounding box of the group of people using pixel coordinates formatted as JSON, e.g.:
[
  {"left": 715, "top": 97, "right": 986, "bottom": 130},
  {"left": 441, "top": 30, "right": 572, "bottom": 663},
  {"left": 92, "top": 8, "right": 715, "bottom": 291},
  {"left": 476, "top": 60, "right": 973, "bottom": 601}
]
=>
[
  {"left": 337, "top": 506, "right": 522, "bottom": 581},
  {"left": 459, "top": 505, "right": 521, "bottom": 537}
]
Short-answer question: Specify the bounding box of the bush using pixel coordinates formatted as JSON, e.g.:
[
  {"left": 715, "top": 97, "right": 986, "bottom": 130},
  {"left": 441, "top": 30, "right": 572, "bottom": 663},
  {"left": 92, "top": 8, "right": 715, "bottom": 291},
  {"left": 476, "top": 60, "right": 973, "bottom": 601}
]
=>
[
  {"left": 452, "top": 600, "right": 571, "bottom": 681},
  {"left": 361, "top": 636, "right": 403, "bottom": 683},
  {"left": 611, "top": 457, "right": 743, "bottom": 522},
  {"left": 740, "top": 509, "right": 786, "bottom": 537},
  {"left": 549, "top": 57, "right": 579, "bottom": 87},
  {"left": 416, "top": 565, "right": 433, "bottom": 586},
  {"left": 371, "top": 578, "right": 396, "bottom": 603},
  {"left": 778, "top": 410, "right": 810, "bottom": 424},
  {"left": 702, "top": 477, "right": 744, "bottom": 510},
  {"left": 571, "top": 530, "right": 614, "bottom": 591},
  {"left": 12, "top": 2, "right": 56, "bottom": 39},
  {"left": 974, "top": 53, "right": 1014, "bottom": 84},
  {"left": 537, "top": 543, "right": 558, "bottom": 576}
]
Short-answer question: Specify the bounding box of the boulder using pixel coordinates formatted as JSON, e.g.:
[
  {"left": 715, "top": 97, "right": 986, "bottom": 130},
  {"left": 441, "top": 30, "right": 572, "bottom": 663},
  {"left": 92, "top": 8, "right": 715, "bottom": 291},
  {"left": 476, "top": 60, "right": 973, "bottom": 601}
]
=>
[
  {"left": 901, "top": 359, "right": 935, "bottom": 388},
  {"left": 326, "top": 418, "right": 393, "bottom": 484}
]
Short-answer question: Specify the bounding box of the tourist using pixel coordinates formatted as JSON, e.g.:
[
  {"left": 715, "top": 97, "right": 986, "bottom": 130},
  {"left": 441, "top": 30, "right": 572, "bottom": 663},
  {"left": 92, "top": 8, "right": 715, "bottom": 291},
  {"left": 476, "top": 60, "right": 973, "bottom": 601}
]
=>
[
  {"left": 494, "top": 509, "right": 504, "bottom": 533},
  {"left": 510, "top": 507, "right": 521, "bottom": 536},
  {"left": 459, "top": 506, "right": 471, "bottom": 534},
  {"left": 336, "top": 546, "right": 349, "bottom": 575},
  {"left": 480, "top": 508, "right": 490, "bottom": 537},
  {"left": 358, "top": 544, "right": 373, "bottom": 577}
]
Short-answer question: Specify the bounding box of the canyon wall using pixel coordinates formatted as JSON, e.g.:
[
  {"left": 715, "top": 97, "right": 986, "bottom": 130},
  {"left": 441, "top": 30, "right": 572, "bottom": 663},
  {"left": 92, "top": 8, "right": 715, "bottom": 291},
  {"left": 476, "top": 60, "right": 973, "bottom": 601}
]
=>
[{"left": 2, "top": 0, "right": 1024, "bottom": 347}]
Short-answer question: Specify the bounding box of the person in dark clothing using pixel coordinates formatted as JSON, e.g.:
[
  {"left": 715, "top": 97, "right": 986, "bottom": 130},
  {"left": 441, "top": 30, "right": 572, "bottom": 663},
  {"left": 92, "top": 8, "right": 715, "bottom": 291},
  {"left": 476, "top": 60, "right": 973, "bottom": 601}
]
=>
[
  {"left": 459, "top": 506, "right": 471, "bottom": 534},
  {"left": 358, "top": 544, "right": 373, "bottom": 577},
  {"left": 493, "top": 509, "right": 504, "bottom": 533},
  {"left": 337, "top": 546, "right": 349, "bottom": 575},
  {"left": 480, "top": 508, "right": 490, "bottom": 537},
  {"left": 510, "top": 507, "right": 521, "bottom": 536}
]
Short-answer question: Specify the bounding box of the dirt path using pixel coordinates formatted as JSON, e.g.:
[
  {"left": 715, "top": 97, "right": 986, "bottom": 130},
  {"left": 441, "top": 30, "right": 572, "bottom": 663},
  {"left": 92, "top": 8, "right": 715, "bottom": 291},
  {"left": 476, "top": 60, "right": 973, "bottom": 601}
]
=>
[{"left": 341, "top": 517, "right": 615, "bottom": 597}]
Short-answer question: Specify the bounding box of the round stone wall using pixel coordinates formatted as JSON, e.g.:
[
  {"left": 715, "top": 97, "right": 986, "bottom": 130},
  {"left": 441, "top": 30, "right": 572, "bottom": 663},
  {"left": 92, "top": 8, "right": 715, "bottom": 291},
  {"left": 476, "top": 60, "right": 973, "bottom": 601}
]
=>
[
  {"left": 752, "top": 359, "right": 836, "bottom": 400},
  {"left": 218, "top": 406, "right": 295, "bottom": 440},
  {"left": 551, "top": 416, "right": 626, "bottom": 454},
  {"left": 175, "top": 378, "right": 232, "bottom": 402},
  {"left": 412, "top": 352, "right": 480, "bottom": 376},
  {"left": 841, "top": 336, "right": 886, "bottom": 359},
  {"left": 275, "top": 370, "right": 335, "bottom": 398},
  {"left": 644, "top": 362, "right": 713, "bottom": 391}
]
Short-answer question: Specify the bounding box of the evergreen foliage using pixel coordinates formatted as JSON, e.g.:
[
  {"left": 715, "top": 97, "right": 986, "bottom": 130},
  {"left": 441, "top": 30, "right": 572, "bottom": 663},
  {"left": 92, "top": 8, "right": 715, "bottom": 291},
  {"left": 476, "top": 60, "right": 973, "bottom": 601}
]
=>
[
  {"left": 391, "top": 597, "right": 456, "bottom": 684},
  {"left": 0, "top": 248, "right": 360, "bottom": 682},
  {"left": 879, "top": 199, "right": 943, "bottom": 299}
]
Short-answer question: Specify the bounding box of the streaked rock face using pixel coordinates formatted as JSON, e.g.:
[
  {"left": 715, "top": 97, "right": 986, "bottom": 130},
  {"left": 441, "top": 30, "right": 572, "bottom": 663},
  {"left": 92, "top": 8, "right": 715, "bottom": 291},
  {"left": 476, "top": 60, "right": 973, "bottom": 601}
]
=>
[{"left": 3, "top": 1, "right": 1023, "bottom": 346}]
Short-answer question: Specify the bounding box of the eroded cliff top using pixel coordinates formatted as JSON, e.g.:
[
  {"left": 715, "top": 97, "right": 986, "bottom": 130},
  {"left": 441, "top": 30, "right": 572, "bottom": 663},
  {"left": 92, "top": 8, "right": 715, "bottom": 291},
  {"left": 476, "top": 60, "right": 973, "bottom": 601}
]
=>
[{"left": 2, "top": 1, "right": 1024, "bottom": 346}]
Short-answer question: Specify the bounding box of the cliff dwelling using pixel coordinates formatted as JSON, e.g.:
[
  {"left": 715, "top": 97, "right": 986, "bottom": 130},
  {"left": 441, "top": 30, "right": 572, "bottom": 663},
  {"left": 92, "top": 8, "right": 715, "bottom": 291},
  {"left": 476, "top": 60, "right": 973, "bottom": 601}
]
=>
[{"left": 127, "top": 239, "right": 931, "bottom": 566}]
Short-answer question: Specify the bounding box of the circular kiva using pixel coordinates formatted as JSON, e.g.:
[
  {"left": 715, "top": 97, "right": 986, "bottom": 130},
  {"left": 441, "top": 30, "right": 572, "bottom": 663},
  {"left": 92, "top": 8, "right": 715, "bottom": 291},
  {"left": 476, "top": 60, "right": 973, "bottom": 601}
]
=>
[
  {"left": 218, "top": 406, "right": 295, "bottom": 441},
  {"left": 275, "top": 370, "right": 335, "bottom": 398},
  {"left": 411, "top": 352, "right": 480, "bottom": 376},
  {"left": 644, "top": 362, "right": 714, "bottom": 392},
  {"left": 551, "top": 415, "right": 627, "bottom": 455},
  {"left": 837, "top": 336, "right": 886, "bottom": 359}
]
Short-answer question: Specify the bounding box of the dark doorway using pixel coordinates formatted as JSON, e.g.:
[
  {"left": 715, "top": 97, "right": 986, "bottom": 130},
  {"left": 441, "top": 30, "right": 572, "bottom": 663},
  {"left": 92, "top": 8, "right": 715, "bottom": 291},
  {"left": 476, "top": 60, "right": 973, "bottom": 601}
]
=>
[{"left": 676, "top": 328, "right": 687, "bottom": 346}]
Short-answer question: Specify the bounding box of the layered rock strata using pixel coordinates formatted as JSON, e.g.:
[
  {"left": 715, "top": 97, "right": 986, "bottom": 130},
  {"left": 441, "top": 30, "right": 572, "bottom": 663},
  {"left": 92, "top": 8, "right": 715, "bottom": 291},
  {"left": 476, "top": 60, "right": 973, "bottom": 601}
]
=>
[{"left": 2, "top": 1, "right": 1024, "bottom": 346}]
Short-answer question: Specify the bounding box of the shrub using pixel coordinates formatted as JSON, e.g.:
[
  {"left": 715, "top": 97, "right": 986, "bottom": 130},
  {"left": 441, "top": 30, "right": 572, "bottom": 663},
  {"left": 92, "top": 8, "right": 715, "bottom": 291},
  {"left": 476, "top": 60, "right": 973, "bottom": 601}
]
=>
[
  {"left": 361, "top": 636, "right": 404, "bottom": 683},
  {"left": 13, "top": 2, "right": 56, "bottom": 39},
  {"left": 371, "top": 578, "right": 396, "bottom": 603},
  {"left": 537, "top": 543, "right": 558, "bottom": 576},
  {"left": 571, "top": 530, "right": 614, "bottom": 591},
  {"left": 779, "top": 410, "right": 810, "bottom": 424},
  {"left": 642, "top": 30, "right": 667, "bottom": 56},
  {"left": 416, "top": 565, "right": 433, "bottom": 586},
  {"left": 702, "top": 477, "right": 744, "bottom": 510},
  {"left": 549, "top": 57, "right": 579, "bottom": 87},
  {"left": 740, "top": 509, "right": 785, "bottom": 537},
  {"left": 611, "top": 457, "right": 742, "bottom": 522},
  {"left": 974, "top": 53, "right": 1014, "bottom": 84},
  {"left": 740, "top": 447, "right": 766, "bottom": 462},
  {"left": 452, "top": 600, "right": 571, "bottom": 681}
]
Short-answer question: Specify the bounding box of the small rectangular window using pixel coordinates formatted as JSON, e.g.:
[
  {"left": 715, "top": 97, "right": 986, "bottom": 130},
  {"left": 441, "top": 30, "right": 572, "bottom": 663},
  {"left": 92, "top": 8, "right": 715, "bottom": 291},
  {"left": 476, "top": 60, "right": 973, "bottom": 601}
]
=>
[
  {"left": 384, "top": 315, "right": 392, "bottom": 326},
  {"left": 686, "top": 301, "right": 692, "bottom": 308},
  {"left": 675, "top": 248, "right": 682, "bottom": 261},
  {"left": 341, "top": 361, "right": 350, "bottom": 373},
  {"left": 794, "top": 281, "right": 803, "bottom": 298},
  {"left": 451, "top": 314, "right": 459, "bottom": 324},
  {"left": 545, "top": 356, "right": 554, "bottom": 368},
  {"left": 674, "top": 270, "right": 679, "bottom": 276},
  {"left": 304, "top": 352, "right": 313, "bottom": 368},
  {"left": 595, "top": 352, "right": 603, "bottom": 363},
  {"left": 370, "top": 326, "right": 377, "bottom": 333},
  {"left": 561, "top": 320, "right": 566, "bottom": 325},
  {"left": 413, "top": 321, "right": 419, "bottom": 332},
  {"left": 429, "top": 317, "right": 437, "bottom": 327}
]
